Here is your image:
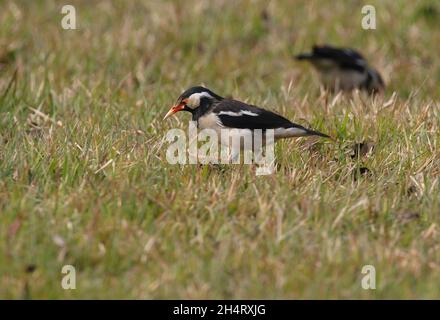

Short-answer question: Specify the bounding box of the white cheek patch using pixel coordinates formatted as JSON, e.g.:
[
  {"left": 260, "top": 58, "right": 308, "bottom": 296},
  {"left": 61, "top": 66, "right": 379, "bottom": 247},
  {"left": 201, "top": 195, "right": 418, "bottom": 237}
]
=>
[
  {"left": 187, "top": 92, "right": 214, "bottom": 109},
  {"left": 218, "top": 110, "right": 259, "bottom": 117}
]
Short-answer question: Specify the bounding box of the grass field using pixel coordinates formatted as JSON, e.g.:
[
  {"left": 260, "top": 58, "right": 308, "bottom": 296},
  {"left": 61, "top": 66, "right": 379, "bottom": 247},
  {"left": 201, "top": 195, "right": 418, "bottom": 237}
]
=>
[{"left": 0, "top": 0, "right": 439, "bottom": 299}]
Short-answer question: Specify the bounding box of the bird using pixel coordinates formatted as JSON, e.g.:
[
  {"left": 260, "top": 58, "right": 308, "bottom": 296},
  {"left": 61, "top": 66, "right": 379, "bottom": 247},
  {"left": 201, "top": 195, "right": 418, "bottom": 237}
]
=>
[
  {"left": 295, "top": 45, "right": 385, "bottom": 94},
  {"left": 163, "top": 86, "right": 330, "bottom": 145}
]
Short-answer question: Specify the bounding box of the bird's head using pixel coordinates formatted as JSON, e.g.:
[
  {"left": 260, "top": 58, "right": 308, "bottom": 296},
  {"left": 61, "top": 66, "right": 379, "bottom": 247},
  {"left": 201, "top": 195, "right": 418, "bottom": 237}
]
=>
[{"left": 163, "top": 86, "right": 223, "bottom": 120}]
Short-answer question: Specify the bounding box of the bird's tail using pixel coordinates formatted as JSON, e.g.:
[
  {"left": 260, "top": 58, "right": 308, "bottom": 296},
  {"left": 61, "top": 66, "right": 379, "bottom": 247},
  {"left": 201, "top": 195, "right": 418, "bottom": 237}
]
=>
[
  {"left": 304, "top": 128, "right": 331, "bottom": 139},
  {"left": 295, "top": 52, "right": 314, "bottom": 60}
]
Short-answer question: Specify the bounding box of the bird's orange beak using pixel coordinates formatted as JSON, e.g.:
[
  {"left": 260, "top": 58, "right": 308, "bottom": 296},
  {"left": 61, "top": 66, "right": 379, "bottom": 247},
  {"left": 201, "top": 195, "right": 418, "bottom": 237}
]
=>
[{"left": 163, "top": 103, "right": 185, "bottom": 120}]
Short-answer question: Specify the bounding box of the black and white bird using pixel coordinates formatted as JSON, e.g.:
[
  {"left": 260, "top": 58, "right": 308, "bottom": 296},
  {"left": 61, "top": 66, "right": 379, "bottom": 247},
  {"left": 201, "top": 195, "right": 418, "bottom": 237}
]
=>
[
  {"left": 163, "top": 86, "right": 330, "bottom": 143},
  {"left": 295, "top": 45, "right": 385, "bottom": 94}
]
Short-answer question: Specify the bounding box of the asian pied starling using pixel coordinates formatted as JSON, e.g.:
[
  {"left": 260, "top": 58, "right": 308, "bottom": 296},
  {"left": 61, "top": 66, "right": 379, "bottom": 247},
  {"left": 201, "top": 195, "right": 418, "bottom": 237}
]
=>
[{"left": 163, "top": 86, "right": 330, "bottom": 143}]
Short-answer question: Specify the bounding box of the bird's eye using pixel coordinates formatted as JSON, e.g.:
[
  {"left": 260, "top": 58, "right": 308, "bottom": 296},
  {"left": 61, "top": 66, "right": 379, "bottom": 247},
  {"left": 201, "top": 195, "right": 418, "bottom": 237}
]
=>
[{"left": 182, "top": 98, "right": 189, "bottom": 105}]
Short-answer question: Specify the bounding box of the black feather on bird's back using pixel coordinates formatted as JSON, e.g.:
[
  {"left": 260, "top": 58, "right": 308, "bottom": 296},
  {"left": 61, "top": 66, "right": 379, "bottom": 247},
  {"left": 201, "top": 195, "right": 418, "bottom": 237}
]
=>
[
  {"left": 296, "top": 45, "right": 367, "bottom": 72},
  {"left": 213, "top": 100, "right": 297, "bottom": 130}
]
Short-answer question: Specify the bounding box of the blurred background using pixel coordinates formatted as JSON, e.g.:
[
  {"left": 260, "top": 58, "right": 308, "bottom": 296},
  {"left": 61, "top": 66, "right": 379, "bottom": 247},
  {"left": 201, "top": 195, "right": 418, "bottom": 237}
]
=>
[{"left": 1, "top": 0, "right": 440, "bottom": 100}]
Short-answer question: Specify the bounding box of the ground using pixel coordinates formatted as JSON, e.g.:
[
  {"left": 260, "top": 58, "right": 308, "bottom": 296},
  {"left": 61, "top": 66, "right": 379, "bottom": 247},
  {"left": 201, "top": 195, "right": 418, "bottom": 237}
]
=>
[{"left": 0, "top": 0, "right": 439, "bottom": 299}]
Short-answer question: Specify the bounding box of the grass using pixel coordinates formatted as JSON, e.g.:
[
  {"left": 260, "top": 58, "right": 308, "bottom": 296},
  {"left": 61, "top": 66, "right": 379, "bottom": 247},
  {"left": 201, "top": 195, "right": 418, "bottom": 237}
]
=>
[{"left": 0, "top": 0, "right": 439, "bottom": 299}]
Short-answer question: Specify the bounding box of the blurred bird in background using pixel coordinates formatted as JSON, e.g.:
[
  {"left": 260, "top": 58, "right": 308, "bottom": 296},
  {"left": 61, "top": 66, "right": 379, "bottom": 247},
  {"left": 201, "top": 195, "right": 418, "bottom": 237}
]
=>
[{"left": 296, "top": 45, "right": 385, "bottom": 94}]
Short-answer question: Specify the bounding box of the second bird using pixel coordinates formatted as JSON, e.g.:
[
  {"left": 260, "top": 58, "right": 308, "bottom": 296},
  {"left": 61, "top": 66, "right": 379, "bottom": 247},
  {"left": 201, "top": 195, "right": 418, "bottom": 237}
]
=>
[{"left": 296, "top": 45, "right": 385, "bottom": 94}]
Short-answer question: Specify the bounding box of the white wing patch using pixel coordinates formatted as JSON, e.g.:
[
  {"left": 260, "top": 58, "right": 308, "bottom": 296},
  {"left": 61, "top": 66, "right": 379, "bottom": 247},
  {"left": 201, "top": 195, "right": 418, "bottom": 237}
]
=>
[
  {"left": 218, "top": 110, "right": 259, "bottom": 117},
  {"left": 241, "top": 110, "right": 259, "bottom": 116}
]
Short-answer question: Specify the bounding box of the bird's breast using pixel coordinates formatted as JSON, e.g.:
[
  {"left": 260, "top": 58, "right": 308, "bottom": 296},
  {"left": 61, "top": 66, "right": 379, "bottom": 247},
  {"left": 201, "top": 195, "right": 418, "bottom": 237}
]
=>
[
  {"left": 320, "top": 68, "right": 367, "bottom": 91},
  {"left": 197, "top": 113, "right": 223, "bottom": 132}
]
